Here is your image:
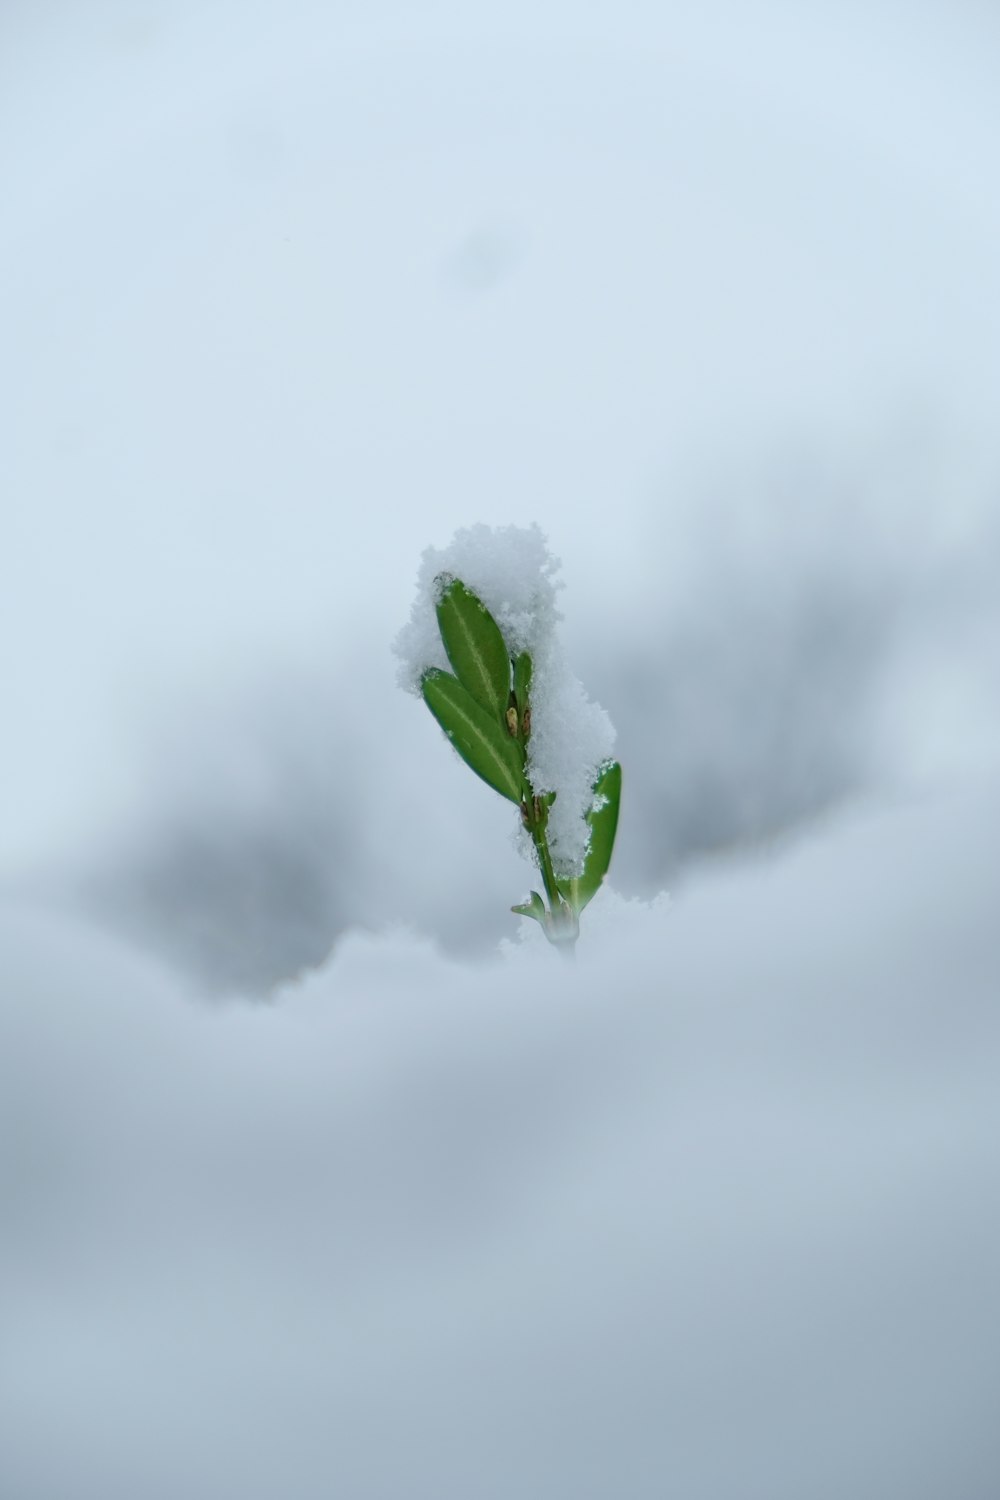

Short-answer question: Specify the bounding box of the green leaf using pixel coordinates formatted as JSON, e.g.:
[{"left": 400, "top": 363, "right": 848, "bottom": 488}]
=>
[
  {"left": 421, "top": 669, "right": 525, "bottom": 803},
  {"left": 512, "top": 651, "right": 532, "bottom": 740},
  {"left": 435, "top": 576, "right": 512, "bottom": 725},
  {"left": 557, "top": 760, "right": 622, "bottom": 914},
  {"left": 511, "top": 890, "right": 546, "bottom": 924}
]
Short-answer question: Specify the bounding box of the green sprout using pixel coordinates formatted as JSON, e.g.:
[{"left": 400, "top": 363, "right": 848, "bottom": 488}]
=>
[{"left": 419, "top": 574, "right": 621, "bottom": 952}]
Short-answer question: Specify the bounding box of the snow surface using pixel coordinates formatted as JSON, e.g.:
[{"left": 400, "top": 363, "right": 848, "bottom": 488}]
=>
[
  {"left": 2, "top": 781, "right": 999, "bottom": 1500},
  {"left": 3, "top": 1, "right": 1000, "bottom": 1495},
  {"left": 394, "top": 522, "right": 616, "bottom": 873}
]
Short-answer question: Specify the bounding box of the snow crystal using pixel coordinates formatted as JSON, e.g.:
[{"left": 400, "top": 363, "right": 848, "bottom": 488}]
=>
[{"left": 393, "top": 524, "right": 617, "bottom": 874}]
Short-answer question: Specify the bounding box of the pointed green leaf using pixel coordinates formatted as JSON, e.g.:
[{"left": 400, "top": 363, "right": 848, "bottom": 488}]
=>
[
  {"left": 435, "top": 576, "right": 512, "bottom": 724},
  {"left": 513, "top": 651, "right": 532, "bottom": 741},
  {"left": 511, "top": 890, "right": 546, "bottom": 924},
  {"left": 422, "top": 668, "right": 525, "bottom": 803},
  {"left": 558, "top": 760, "right": 622, "bottom": 914},
  {"left": 513, "top": 652, "right": 532, "bottom": 707}
]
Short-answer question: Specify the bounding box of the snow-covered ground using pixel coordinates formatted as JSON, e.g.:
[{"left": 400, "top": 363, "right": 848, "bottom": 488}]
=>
[
  {"left": 2, "top": 2, "right": 999, "bottom": 1495},
  {"left": 3, "top": 782, "right": 999, "bottom": 1498}
]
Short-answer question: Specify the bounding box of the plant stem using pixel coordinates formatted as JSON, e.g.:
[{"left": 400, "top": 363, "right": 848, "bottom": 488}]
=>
[
  {"left": 523, "top": 793, "right": 578, "bottom": 952},
  {"left": 532, "top": 827, "right": 562, "bottom": 911}
]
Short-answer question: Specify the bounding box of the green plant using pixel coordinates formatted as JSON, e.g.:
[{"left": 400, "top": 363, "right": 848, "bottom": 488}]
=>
[{"left": 419, "top": 574, "right": 621, "bottom": 951}]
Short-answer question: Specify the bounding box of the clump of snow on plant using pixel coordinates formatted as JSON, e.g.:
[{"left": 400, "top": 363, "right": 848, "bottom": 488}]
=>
[{"left": 393, "top": 523, "right": 616, "bottom": 874}]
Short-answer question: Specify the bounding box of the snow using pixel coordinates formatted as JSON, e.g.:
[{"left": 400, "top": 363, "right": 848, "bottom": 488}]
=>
[
  {"left": 393, "top": 522, "right": 616, "bottom": 872},
  {"left": 3, "top": 0, "right": 1000, "bottom": 1496},
  {"left": 394, "top": 523, "right": 562, "bottom": 693},
  {"left": 2, "top": 782, "right": 999, "bottom": 1499}
]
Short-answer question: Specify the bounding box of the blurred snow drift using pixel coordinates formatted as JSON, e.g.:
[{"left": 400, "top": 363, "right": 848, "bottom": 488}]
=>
[
  {"left": 2, "top": 783, "right": 999, "bottom": 1499},
  {"left": 3, "top": 0, "right": 1000, "bottom": 981}
]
